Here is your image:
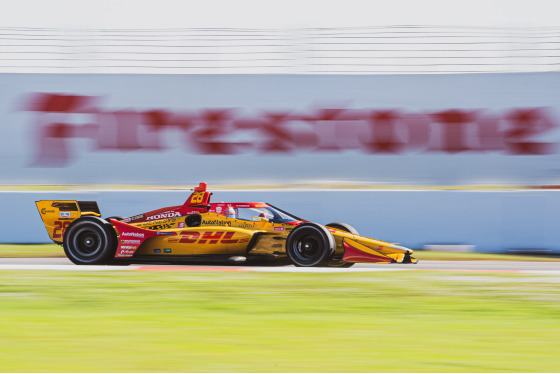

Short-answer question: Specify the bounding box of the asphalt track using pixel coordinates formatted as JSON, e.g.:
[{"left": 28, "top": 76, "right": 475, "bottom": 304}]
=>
[{"left": 0, "top": 257, "right": 559, "bottom": 274}]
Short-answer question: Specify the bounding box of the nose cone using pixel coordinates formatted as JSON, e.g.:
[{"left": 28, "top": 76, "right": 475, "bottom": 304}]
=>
[{"left": 390, "top": 245, "right": 413, "bottom": 253}]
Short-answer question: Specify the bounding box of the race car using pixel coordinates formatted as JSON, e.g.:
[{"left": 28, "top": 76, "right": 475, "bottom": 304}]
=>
[{"left": 36, "top": 183, "right": 417, "bottom": 267}]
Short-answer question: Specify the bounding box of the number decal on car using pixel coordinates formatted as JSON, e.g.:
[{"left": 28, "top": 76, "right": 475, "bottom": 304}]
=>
[
  {"left": 52, "top": 220, "right": 71, "bottom": 239},
  {"left": 191, "top": 192, "right": 205, "bottom": 204}
]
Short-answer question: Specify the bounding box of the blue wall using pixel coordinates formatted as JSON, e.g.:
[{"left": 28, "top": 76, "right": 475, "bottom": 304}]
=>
[{"left": 11, "top": 189, "right": 560, "bottom": 252}]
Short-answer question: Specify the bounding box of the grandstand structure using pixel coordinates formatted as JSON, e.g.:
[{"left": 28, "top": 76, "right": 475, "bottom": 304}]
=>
[{"left": 0, "top": 25, "right": 559, "bottom": 74}]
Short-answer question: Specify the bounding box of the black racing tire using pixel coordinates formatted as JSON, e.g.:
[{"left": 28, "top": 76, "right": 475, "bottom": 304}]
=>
[
  {"left": 325, "top": 222, "right": 359, "bottom": 235},
  {"left": 105, "top": 216, "right": 126, "bottom": 222},
  {"left": 63, "top": 216, "right": 117, "bottom": 265},
  {"left": 286, "top": 223, "right": 336, "bottom": 267}
]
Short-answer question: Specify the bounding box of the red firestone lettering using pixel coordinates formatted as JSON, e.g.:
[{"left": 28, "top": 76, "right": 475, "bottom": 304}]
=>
[
  {"left": 363, "top": 110, "right": 405, "bottom": 154},
  {"left": 259, "top": 112, "right": 295, "bottom": 153},
  {"left": 476, "top": 113, "right": 506, "bottom": 151},
  {"left": 504, "top": 108, "right": 557, "bottom": 155},
  {"left": 20, "top": 92, "right": 560, "bottom": 165},
  {"left": 430, "top": 110, "right": 478, "bottom": 153},
  {"left": 190, "top": 109, "right": 239, "bottom": 154}
]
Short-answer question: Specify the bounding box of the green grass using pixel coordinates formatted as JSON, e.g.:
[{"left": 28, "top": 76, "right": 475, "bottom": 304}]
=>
[
  {"left": 0, "top": 244, "right": 64, "bottom": 257},
  {"left": 0, "top": 270, "right": 558, "bottom": 372}
]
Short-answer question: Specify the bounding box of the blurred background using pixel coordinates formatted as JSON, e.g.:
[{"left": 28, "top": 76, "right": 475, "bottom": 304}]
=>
[
  {"left": 1, "top": 2, "right": 560, "bottom": 373},
  {"left": 2, "top": 0, "right": 560, "bottom": 252}
]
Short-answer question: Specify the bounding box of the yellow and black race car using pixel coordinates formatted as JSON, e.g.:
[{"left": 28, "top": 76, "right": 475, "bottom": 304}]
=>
[{"left": 36, "top": 183, "right": 417, "bottom": 267}]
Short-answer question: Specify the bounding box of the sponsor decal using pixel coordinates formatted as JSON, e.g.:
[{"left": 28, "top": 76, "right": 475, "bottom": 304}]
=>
[
  {"left": 51, "top": 202, "right": 78, "bottom": 211},
  {"left": 237, "top": 222, "right": 256, "bottom": 229},
  {"left": 41, "top": 208, "right": 55, "bottom": 214},
  {"left": 138, "top": 218, "right": 174, "bottom": 227},
  {"left": 237, "top": 204, "right": 250, "bottom": 208},
  {"left": 153, "top": 248, "right": 162, "bottom": 253},
  {"left": 59, "top": 211, "right": 71, "bottom": 218},
  {"left": 52, "top": 220, "right": 71, "bottom": 239},
  {"left": 178, "top": 222, "right": 185, "bottom": 228},
  {"left": 121, "top": 239, "right": 141, "bottom": 245},
  {"left": 163, "top": 248, "right": 172, "bottom": 253},
  {"left": 146, "top": 211, "right": 181, "bottom": 221},
  {"left": 119, "top": 249, "right": 135, "bottom": 256},
  {"left": 24, "top": 93, "right": 560, "bottom": 167},
  {"left": 216, "top": 207, "right": 222, "bottom": 213},
  {"left": 189, "top": 191, "right": 205, "bottom": 204},
  {"left": 122, "top": 214, "right": 145, "bottom": 223},
  {"left": 202, "top": 219, "right": 232, "bottom": 227},
  {"left": 274, "top": 227, "right": 285, "bottom": 232},
  {"left": 157, "top": 232, "right": 174, "bottom": 236},
  {"left": 121, "top": 232, "right": 145, "bottom": 238},
  {"left": 168, "top": 231, "right": 244, "bottom": 245},
  {"left": 146, "top": 223, "right": 173, "bottom": 230},
  {"left": 120, "top": 245, "right": 137, "bottom": 250}
]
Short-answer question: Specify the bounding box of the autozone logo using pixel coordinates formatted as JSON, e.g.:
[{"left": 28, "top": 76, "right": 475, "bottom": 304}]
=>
[
  {"left": 121, "top": 232, "right": 145, "bottom": 238},
  {"left": 168, "top": 231, "right": 248, "bottom": 245},
  {"left": 146, "top": 211, "right": 180, "bottom": 220}
]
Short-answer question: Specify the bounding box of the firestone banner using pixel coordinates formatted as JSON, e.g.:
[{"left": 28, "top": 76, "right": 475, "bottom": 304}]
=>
[{"left": 2, "top": 73, "right": 560, "bottom": 185}]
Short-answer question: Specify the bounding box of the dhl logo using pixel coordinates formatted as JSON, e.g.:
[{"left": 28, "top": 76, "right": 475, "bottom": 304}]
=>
[{"left": 167, "top": 231, "right": 249, "bottom": 244}]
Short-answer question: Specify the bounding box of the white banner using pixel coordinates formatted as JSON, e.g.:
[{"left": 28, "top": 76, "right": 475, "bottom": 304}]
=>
[{"left": 2, "top": 73, "right": 560, "bottom": 185}]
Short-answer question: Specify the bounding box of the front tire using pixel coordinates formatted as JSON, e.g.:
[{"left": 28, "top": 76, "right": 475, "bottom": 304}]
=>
[
  {"left": 325, "top": 222, "right": 357, "bottom": 267},
  {"left": 105, "top": 216, "right": 126, "bottom": 222},
  {"left": 325, "top": 222, "right": 359, "bottom": 235},
  {"left": 63, "top": 216, "right": 117, "bottom": 265},
  {"left": 286, "top": 223, "right": 336, "bottom": 267}
]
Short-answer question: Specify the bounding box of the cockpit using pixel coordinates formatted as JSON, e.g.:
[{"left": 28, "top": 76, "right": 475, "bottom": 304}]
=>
[{"left": 227, "top": 205, "right": 299, "bottom": 224}]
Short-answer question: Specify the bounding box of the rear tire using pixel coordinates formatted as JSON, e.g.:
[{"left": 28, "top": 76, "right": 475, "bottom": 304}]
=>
[
  {"left": 63, "top": 216, "right": 117, "bottom": 265},
  {"left": 286, "top": 223, "right": 336, "bottom": 267}
]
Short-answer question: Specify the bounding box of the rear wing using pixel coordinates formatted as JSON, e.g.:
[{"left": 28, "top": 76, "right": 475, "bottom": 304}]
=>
[{"left": 36, "top": 200, "right": 101, "bottom": 243}]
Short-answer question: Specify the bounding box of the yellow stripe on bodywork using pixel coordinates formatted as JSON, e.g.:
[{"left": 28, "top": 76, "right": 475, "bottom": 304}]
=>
[{"left": 344, "top": 238, "right": 392, "bottom": 261}]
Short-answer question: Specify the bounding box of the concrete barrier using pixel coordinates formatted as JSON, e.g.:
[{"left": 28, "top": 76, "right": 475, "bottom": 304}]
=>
[{"left": 7, "top": 189, "right": 560, "bottom": 252}]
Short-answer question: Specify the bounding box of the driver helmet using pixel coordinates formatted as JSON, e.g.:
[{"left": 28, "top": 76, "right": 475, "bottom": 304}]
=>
[{"left": 227, "top": 207, "right": 236, "bottom": 219}]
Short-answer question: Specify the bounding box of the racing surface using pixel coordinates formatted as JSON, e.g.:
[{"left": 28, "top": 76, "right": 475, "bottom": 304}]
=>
[{"left": 1, "top": 257, "right": 559, "bottom": 274}]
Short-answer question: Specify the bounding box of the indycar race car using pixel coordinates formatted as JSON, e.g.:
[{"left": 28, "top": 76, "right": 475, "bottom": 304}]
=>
[{"left": 36, "top": 183, "right": 417, "bottom": 267}]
